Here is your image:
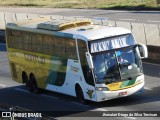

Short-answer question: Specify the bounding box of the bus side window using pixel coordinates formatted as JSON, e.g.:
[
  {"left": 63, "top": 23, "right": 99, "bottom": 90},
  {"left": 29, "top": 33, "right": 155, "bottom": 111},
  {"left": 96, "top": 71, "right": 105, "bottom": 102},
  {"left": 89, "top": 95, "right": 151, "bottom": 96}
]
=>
[
  {"left": 66, "top": 39, "right": 77, "bottom": 60},
  {"left": 23, "top": 32, "right": 32, "bottom": 51},
  {"left": 43, "top": 35, "right": 53, "bottom": 55},
  {"left": 14, "top": 31, "right": 22, "bottom": 50},
  {"left": 7, "top": 30, "right": 23, "bottom": 50},
  {"left": 6, "top": 29, "right": 14, "bottom": 48},
  {"left": 31, "top": 34, "right": 42, "bottom": 53},
  {"left": 78, "top": 40, "right": 94, "bottom": 86}
]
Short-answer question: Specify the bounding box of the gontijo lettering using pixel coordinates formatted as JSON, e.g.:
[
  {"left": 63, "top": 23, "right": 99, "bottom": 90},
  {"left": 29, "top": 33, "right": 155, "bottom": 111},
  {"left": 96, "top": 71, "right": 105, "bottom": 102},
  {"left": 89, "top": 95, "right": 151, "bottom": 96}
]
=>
[{"left": 24, "top": 54, "right": 45, "bottom": 64}]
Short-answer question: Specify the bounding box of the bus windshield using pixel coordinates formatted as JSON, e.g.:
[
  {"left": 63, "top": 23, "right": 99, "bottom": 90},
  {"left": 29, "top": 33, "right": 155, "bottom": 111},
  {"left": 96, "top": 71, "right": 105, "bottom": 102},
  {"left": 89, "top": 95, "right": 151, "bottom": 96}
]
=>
[{"left": 92, "top": 45, "right": 143, "bottom": 84}]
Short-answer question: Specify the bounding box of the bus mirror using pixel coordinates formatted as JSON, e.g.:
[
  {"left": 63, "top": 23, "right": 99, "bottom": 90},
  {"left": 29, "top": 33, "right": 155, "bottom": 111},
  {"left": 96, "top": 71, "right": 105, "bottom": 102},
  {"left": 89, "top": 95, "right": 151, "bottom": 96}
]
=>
[
  {"left": 85, "top": 52, "right": 94, "bottom": 69},
  {"left": 137, "top": 43, "right": 148, "bottom": 59}
]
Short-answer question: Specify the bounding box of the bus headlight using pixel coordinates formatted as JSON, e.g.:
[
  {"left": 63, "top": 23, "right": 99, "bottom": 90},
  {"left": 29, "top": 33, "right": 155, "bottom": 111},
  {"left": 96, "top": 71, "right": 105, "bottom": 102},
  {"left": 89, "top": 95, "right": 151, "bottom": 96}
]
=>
[{"left": 96, "top": 87, "right": 109, "bottom": 91}]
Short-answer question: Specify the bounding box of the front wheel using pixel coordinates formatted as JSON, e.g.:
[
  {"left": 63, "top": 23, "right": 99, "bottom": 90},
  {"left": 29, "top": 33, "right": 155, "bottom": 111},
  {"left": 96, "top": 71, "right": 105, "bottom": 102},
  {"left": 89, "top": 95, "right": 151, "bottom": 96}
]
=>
[{"left": 76, "top": 86, "right": 87, "bottom": 104}]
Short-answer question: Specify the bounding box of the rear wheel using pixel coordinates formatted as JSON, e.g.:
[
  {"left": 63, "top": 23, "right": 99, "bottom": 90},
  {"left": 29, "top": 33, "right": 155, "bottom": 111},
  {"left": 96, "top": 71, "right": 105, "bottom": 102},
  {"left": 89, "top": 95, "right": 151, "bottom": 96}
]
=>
[
  {"left": 76, "top": 85, "right": 87, "bottom": 104},
  {"left": 22, "top": 72, "right": 32, "bottom": 91},
  {"left": 29, "top": 74, "right": 39, "bottom": 94}
]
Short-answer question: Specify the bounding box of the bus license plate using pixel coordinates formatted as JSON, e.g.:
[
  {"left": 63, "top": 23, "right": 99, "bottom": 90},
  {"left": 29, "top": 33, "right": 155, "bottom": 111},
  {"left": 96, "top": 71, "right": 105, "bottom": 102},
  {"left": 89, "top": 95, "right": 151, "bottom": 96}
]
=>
[{"left": 119, "top": 91, "right": 127, "bottom": 96}]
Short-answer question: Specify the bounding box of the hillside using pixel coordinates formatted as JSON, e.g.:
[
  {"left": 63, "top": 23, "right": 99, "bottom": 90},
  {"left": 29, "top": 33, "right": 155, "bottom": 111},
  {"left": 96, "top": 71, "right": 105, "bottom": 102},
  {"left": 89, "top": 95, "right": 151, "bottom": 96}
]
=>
[{"left": 0, "top": 0, "right": 159, "bottom": 10}]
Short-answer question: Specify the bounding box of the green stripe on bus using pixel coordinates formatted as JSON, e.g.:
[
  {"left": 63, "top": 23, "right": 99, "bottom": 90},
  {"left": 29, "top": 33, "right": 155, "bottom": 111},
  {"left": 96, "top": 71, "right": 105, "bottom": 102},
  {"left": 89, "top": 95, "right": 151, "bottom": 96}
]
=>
[
  {"left": 120, "top": 79, "right": 136, "bottom": 88},
  {"left": 46, "top": 56, "right": 67, "bottom": 86}
]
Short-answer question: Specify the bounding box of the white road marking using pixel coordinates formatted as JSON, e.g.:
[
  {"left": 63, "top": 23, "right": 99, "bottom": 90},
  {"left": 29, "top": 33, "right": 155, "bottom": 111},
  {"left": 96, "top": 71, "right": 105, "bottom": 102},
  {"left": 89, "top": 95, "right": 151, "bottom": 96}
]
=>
[
  {"left": 15, "top": 88, "right": 29, "bottom": 93},
  {"left": 147, "top": 20, "right": 160, "bottom": 23},
  {"left": 144, "top": 87, "right": 152, "bottom": 90},
  {"left": 119, "top": 19, "right": 136, "bottom": 21},
  {"left": 70, "top": 101, "right": 89, "bottom": 107},
  {"left": 40, "top": 94, "right": 59, "bottom": 100},
  {"left": 0, "top": 84, "right": 6, "bottom": 87}
]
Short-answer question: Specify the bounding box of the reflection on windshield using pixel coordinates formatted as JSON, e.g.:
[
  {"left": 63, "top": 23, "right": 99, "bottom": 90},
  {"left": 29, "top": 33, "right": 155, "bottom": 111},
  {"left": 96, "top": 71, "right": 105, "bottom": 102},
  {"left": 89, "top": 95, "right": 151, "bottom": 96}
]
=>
[
  {"left": 92, "top": 46, "right": 143, "bottom": 84},
  {"left": 117, "top": 46, "right": 143, "bottom": 79},
  {"left": 92, "top": 51, "right": 120, "bottom": 83}
]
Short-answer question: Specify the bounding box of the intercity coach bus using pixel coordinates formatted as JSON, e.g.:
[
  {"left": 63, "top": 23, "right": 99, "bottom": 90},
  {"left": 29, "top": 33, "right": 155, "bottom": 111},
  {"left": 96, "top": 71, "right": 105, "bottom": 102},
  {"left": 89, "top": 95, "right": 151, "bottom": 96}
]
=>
[{"left": 5, "top": 17, "right": 148, "bottom": 104}]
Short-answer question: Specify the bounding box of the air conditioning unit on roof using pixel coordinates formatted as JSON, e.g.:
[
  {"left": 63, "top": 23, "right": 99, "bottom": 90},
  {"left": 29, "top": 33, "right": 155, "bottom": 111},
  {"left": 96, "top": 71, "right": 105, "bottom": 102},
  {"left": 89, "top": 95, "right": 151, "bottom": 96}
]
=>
[{"left": 37, "top": 19, "right": 92, "bottom": 31}]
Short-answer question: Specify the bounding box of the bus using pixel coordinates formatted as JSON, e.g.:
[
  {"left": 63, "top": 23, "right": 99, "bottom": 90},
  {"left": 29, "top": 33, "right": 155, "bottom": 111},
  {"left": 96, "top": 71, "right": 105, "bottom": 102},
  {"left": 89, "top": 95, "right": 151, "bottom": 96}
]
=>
[{"left": 5, "top": 17, "right": 148, "bottom": 104}]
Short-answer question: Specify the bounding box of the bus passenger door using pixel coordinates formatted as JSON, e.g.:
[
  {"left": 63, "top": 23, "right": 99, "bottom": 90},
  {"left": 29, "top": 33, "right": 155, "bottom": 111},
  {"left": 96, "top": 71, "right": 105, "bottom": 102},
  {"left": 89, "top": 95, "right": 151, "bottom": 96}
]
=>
[
  {"left": 65, "top": 59, "right": 82, "bottom": 96},
  {"left": 77, "top": 39, "right": 96, "bottom": 101}
]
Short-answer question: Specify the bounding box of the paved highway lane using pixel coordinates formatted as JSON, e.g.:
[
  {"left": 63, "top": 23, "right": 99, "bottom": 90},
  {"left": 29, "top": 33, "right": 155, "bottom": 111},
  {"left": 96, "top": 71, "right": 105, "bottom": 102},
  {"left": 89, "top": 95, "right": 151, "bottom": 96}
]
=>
[
  {"left": 0, "top": 8, "right": 160, "bottom": 24},
  {"left": 0, "top": 51, "right": 160, "bottom": 120}
]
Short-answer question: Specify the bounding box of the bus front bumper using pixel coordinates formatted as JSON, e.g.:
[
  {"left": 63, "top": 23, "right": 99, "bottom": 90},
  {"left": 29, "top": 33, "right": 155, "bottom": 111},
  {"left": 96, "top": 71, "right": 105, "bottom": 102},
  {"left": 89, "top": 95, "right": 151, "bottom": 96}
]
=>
[{"left": 96, "top": 82, "right": 144, "bottom": 102}]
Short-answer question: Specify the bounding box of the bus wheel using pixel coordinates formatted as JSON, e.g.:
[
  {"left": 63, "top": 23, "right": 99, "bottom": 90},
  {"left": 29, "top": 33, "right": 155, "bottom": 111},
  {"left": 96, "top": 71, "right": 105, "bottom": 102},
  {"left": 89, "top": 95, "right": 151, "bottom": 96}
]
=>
[
  {"left": 30, "top": 74, "right": 39, "bottom": 94},
  {"left": 22, "top": 72, "right": 28, "bottom": 84},
  {"left": 76, "top": 85, "right": 87, "bottom": 104}
]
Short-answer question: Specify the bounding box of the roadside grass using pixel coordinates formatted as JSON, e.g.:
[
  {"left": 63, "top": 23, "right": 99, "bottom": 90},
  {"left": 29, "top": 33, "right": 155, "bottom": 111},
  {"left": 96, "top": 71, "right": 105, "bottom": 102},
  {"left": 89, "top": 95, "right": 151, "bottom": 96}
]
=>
[{"left": 0, "top": 0, "right": 159, "bottom": 10}]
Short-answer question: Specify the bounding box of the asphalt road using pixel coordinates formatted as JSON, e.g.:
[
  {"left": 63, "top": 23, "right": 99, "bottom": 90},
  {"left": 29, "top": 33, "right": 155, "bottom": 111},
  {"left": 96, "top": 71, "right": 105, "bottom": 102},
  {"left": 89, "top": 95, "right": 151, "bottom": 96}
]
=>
[
  {"left": 0, "top": 8, "right": 160, "bottom": 24},
  {"left": 0, "top": 51, "right": 160, "bottom": 120}
]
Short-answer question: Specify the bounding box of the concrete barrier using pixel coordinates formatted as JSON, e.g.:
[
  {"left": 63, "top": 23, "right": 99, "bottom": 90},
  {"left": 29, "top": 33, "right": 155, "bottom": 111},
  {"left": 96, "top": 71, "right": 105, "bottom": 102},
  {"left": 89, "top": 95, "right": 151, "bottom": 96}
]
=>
[
  {"left": 0, "top": 12, "right": 5, "bottom": 29},
  {"left": 4, "top": 12, "right": 17, "bottom": 23},
  {"left": 38, "top": 14, "right": 51, "bottom": 18},
  {"left": 27, "top": 14, "right": 39, "bottom": 20},
  {"left": 16, "top": 13, "right": 28, "bottom": 21},
  {"left": 131, "top": 23, "right": 146, "bottom": 45},
  {"left": 51, "top": 15, "right": 64, "bottom": 20},
  {"left": 116, "top": 21, "right": 131, "bottom": 31},
  {"left": 144, "top": 24, "right": 160, "bottom": 46},
  {"left": 108, "top": 20, "right": 116, "bottom": 26}
]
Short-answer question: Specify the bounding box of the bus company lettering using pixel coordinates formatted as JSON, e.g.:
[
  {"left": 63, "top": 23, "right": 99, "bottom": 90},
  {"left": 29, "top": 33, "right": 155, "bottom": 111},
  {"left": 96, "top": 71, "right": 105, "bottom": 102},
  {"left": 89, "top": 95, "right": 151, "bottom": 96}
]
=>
[
  {"left": 70, "top": 65, "right": 79, "bottom": 72},
  {"left": 10, "top": 52, "right": 17, "bottom": 57},
  {"left": 24, "top": 54, "right": 45, "bottom": 64}
]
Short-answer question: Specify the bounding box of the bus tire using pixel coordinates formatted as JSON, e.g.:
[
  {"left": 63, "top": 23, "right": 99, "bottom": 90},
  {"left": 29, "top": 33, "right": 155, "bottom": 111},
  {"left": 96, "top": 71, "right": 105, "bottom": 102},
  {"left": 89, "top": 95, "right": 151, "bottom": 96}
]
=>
[
  {"left": 75, "top": 85, "right": 87, "bottom": 104},
  {"left": 29, "top": 74, "right": 39, "bottom": 94},
  {"left": 22, "top": 72, "right": 32, "bottom": 91}
]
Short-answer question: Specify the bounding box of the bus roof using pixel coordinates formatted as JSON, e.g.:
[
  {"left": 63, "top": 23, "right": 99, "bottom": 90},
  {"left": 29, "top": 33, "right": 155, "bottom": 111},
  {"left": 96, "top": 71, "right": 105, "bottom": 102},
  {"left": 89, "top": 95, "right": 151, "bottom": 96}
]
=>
[
  {"left": 62, "top": 25, "right": 131, "bottom": 41},
  {"left": 6, "top": 17, "right": 132, "bottom": 41}
]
